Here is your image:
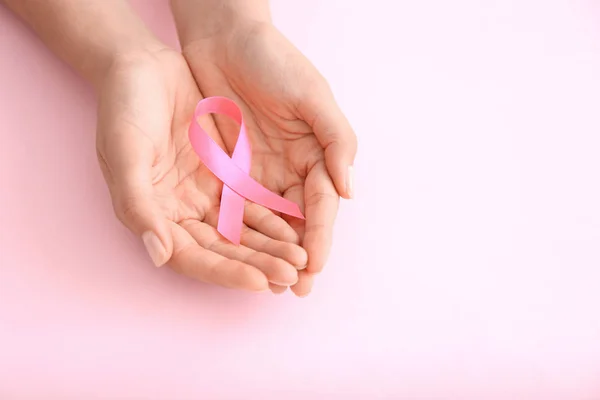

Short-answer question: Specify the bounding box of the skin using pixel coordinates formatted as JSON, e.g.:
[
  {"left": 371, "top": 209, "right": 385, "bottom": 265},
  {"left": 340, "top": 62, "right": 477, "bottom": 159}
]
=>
[{"left": 2, "top": 0, "right": 357, "bottom": 296}]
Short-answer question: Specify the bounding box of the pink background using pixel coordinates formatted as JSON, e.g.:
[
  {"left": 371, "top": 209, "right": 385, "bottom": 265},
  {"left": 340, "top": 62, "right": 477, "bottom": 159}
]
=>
[{"left": 2, "top": 0, "right": 600, "bottom": 398}]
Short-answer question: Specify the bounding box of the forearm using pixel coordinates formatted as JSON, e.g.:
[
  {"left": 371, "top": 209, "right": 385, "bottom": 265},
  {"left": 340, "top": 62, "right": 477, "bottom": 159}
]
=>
[
  {"left": 1, "top": 0, "right": 165, "bottom": 87},
  {"left": 170, "top": 0, "right": 271, "bottom": 48}
]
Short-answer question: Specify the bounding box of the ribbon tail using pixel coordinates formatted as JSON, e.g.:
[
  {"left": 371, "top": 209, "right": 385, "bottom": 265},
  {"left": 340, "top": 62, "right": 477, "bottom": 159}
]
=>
[
  {"left": 216, "top": 112, "right": 252, "bottom": 245},
  {"left": 217, "top": 187, "right": 245, "bottom": 245}
]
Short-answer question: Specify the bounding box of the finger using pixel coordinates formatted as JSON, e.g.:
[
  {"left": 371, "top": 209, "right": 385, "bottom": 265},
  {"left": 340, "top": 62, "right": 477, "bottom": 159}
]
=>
[
  {"left": 300, "top": 88, "right": 357, "bottom": 199},
  {"left": 240, "top": 225, "right": 307, "bottom": 269},
  {"left": 282, "top": 188, "right": 317, "bottom": 296},
  {"left": 303, "top": 161, "right": 339, "bottom": 274},
  {"left": 291, "top": 270, "right": 315, "bottom": 298},
  {"left": 269, "top": 283, "right": 288, "bottom": 295},
  {"left": 168, "top": 222, "right": 268, "bottom": 292},
  {"left": 183, "top": 220, "right": 299, "bottom": 286},
  {"left": 243, "top": 202, "right": 300, "bottom": 244},
  {"left": 205, "top": 204, "right": 307, "bottom": 268},
  {"left": 281, "top": 184, "right": 306, "bottom": 242}
]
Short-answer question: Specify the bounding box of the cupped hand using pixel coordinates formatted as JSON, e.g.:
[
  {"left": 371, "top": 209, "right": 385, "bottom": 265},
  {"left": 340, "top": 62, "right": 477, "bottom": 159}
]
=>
[
  {"left": 181, "top": 22, "right": 357, "bottom": 296},
  {"left": 95, "top": 47, "right": 308, "bottom": 292}
]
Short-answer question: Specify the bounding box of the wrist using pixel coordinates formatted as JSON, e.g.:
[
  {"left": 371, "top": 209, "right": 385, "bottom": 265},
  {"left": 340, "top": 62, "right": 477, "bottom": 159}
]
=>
[
  {"left": 89, "top": 34, "right": 169, "bottom": 90},
  {"left": 171, "top": 0, "right": 271, "bottom": 51}
]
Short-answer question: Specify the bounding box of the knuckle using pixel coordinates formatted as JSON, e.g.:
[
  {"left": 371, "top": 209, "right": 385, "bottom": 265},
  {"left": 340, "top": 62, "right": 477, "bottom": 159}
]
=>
[
  {"left": 305, "top": 191, "right": 337, "bottom": 208},
  {"left": 171, "top": 240, "right": 192, "bottom": 262},
  {"left": 304, "top": 223, "right": 327, "bottom": 235},
  {"left": 115, "top": 195, "right": 141, "bottom": 224},
  {"left": 203, "top": 260, "right": 221, "bottom": 284}
]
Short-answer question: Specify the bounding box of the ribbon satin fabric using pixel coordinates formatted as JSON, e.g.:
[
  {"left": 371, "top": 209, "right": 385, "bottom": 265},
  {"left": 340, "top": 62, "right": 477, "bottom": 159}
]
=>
[{"left": 188, "top": 96, "right": 305, "bottom": 244}]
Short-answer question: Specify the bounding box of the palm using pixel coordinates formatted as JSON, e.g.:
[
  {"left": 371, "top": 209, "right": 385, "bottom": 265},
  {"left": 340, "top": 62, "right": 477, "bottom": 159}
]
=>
[
  {"left": 188, "top": 65, "right": 328, "bottom": 237},
  {"left": 96, "top": 49, "right": 307, "bottom": 292},
  {"left": 183, "top": 24, "right": 348, "bottom": 294}
]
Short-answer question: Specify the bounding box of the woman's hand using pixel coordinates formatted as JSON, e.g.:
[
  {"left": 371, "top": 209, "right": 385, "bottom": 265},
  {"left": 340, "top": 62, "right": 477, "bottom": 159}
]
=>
[
  {"left": 3, "top": 0, "right": 308, "bottom": 292},
  {"left": 5, "top": 0, "right": 352, "bottom": 296},
  {"left": 96, "top": 48, "right": 308, "bottom": 292},
  {"left": 172, "top": 6, "right": 358, "bottom": 296}
]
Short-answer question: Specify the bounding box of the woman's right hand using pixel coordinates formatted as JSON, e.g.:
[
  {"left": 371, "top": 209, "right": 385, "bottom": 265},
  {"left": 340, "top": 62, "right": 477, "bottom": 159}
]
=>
[{"left": 96, "top": 47, "right": 308, "bottom": 292}]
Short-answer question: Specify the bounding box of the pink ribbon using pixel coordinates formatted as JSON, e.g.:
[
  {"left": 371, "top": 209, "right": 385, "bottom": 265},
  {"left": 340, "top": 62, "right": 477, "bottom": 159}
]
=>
[{"left": 188, "top": 96, "right": 305, "bottom": 244}]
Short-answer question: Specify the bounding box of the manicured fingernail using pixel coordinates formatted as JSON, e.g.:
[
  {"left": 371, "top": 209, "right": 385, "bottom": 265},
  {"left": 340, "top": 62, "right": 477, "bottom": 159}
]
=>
[
  {"left": 346, "top": 165, "right": 354, "bottom": 198},
  {"left": 142, "top": 231, "right": 167, "bottom": 267}
]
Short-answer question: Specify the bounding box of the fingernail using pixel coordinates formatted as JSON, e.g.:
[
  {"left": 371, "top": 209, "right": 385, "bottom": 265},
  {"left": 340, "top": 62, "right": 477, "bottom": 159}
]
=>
[
  {"left": 346, "top": 165, "right": 354, "bottom": 198},
  {"left": 142, "top": 231, "right": 167, "bottom": 267}
]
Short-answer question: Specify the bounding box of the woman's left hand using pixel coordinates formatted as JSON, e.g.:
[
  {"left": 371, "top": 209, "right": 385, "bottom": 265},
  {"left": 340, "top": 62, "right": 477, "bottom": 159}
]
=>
[{"left": 180, "top": 20, "right": 357, "bottom": 296}]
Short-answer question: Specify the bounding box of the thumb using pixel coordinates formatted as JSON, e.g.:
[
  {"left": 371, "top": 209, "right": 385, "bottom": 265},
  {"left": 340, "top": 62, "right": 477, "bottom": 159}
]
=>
[
  {"left": 301, "top": 87, "right": 358, "bottom": 199},
  {"left": 98, "top": 139, "right": 173, "bottom": 268},
  {"left": 114, "top": 184, "right": 174, "bottom": 268}
]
